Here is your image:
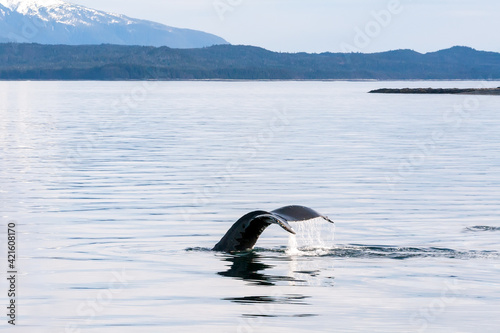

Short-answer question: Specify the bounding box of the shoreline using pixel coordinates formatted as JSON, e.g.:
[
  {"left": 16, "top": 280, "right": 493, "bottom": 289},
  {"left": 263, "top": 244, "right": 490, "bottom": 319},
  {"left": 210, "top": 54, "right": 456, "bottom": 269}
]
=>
[
  {"left": 1, "top": 79, "right": 500, "bottom": 83},
  {"left": 369, "top": 87, "right": 500, "bottom": 95}
]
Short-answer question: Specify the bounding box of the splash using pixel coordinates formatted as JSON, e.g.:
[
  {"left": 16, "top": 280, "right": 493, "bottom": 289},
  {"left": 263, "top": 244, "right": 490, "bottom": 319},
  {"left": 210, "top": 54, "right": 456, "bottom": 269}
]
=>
[{"left": 286, "top": 218, "right": 335, "bottom": 255}]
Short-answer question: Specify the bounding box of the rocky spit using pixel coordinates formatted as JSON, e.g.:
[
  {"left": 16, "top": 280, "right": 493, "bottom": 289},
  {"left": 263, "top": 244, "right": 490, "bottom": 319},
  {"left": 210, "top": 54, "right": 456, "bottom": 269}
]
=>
[{"left": 369, "top": 87, "right": 500, "bottom": 95}]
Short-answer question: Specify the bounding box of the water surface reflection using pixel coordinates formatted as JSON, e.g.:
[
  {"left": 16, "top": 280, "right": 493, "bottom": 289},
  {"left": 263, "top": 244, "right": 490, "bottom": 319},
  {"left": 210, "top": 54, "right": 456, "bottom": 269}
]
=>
[{"left": 217, "top": 252, "right": 298, "bottom": 286}]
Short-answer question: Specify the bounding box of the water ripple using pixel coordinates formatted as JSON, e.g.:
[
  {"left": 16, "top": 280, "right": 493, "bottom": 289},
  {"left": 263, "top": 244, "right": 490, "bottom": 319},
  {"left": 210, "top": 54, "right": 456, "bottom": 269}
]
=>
[
  {"left": 188, "top": 245, "right": 500, "bottom": 260},
  {"left": 223, "top": 294, "right": 310, "bottom": 305},
  {"left": 464, "top": 225, "right": 500, "bottom": 232}
]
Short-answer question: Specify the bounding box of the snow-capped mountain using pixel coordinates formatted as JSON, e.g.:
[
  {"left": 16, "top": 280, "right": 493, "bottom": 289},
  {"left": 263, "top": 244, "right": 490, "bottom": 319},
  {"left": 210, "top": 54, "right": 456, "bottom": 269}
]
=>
[{"left": 0, "top": 0, "right": 228, "bottom": 48}]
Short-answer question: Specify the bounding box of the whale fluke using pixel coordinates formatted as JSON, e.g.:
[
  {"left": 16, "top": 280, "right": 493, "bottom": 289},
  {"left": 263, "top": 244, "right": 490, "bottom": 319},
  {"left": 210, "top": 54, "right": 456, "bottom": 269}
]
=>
[{"left": 213, "top": 205, "right": 333, "bottom": 252}]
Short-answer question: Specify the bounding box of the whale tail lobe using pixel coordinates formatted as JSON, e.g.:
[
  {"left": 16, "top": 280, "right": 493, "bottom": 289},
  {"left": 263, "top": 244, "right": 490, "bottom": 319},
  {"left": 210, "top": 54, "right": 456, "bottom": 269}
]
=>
[{"left": 212, "top": 205, "right": 333, "bottom": 252}]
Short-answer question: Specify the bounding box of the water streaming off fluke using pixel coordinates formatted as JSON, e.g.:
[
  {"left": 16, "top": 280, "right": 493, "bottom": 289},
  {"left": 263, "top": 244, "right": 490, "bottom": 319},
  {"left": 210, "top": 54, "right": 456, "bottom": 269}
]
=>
[{"left": 287, "top": 218, "right": 336, "bottom": 255}]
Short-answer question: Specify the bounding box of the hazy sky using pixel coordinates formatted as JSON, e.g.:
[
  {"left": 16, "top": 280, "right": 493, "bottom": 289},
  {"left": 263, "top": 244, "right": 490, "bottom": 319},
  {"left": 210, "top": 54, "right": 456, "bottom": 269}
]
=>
[{"left": 72, "top": 0, "right": 500, "bottom": 53}]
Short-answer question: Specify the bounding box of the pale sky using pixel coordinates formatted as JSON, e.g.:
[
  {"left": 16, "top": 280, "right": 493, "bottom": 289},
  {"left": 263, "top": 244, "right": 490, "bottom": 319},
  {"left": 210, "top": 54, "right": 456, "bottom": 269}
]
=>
[{"left": 71, "top": 0, "right": 500, "bottom": 53}]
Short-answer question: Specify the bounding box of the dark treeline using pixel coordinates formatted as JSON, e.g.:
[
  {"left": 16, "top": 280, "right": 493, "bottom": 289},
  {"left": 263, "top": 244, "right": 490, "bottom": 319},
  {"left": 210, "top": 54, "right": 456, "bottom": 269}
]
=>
[{"left": 1, "top": 43, "right": 499, "bottom": 80}]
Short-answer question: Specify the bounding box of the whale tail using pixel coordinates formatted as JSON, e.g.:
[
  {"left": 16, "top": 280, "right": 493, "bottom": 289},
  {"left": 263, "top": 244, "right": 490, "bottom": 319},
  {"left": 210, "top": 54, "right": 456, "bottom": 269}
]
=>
[{"left": 212, "top": 205, "right": 333, "bottom": 252}]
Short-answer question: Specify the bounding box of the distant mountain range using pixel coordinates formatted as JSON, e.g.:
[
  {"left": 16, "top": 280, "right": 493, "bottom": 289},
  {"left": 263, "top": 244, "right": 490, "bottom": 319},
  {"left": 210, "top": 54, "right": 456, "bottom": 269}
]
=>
[
  {"left": 0, "top": 0, "right": 228, "bottom": 48},
  {"left": 1, "top": 1, "right": 498, "bottom": 81},
  {"left": 1, "top": 44, "right": 499, "bottom": 80}
]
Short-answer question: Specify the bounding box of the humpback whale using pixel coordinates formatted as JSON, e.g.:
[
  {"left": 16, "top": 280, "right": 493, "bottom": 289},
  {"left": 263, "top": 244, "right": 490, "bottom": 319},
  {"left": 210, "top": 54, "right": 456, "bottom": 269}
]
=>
[{"left": 213, "top": 205, "right": 334, "bottom": 252}]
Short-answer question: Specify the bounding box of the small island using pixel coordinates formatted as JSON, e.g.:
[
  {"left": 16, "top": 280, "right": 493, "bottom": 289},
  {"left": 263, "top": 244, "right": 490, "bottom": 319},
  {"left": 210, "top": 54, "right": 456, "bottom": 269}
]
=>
[{"left": 369, "top": 87, "right": 500, "bottom": 95}]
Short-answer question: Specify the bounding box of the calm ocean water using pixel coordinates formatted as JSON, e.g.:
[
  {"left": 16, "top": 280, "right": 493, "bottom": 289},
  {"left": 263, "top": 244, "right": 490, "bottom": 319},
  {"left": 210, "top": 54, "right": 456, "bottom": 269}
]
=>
[{"left": 1, "top": 81, "right": 499, "bottom": 332}]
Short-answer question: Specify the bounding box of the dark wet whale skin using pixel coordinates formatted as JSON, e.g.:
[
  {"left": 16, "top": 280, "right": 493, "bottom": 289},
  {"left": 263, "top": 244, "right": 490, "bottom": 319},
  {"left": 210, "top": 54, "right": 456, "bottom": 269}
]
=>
[{"left": 213, "top": 205, "right": 333, "bottom": 252}]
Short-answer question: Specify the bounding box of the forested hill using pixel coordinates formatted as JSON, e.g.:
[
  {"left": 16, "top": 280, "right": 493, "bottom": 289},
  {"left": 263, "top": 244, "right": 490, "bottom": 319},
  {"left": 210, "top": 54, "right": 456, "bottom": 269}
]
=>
[{"left": 1, "top": 44, "right": 499, "bottom": 80}]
